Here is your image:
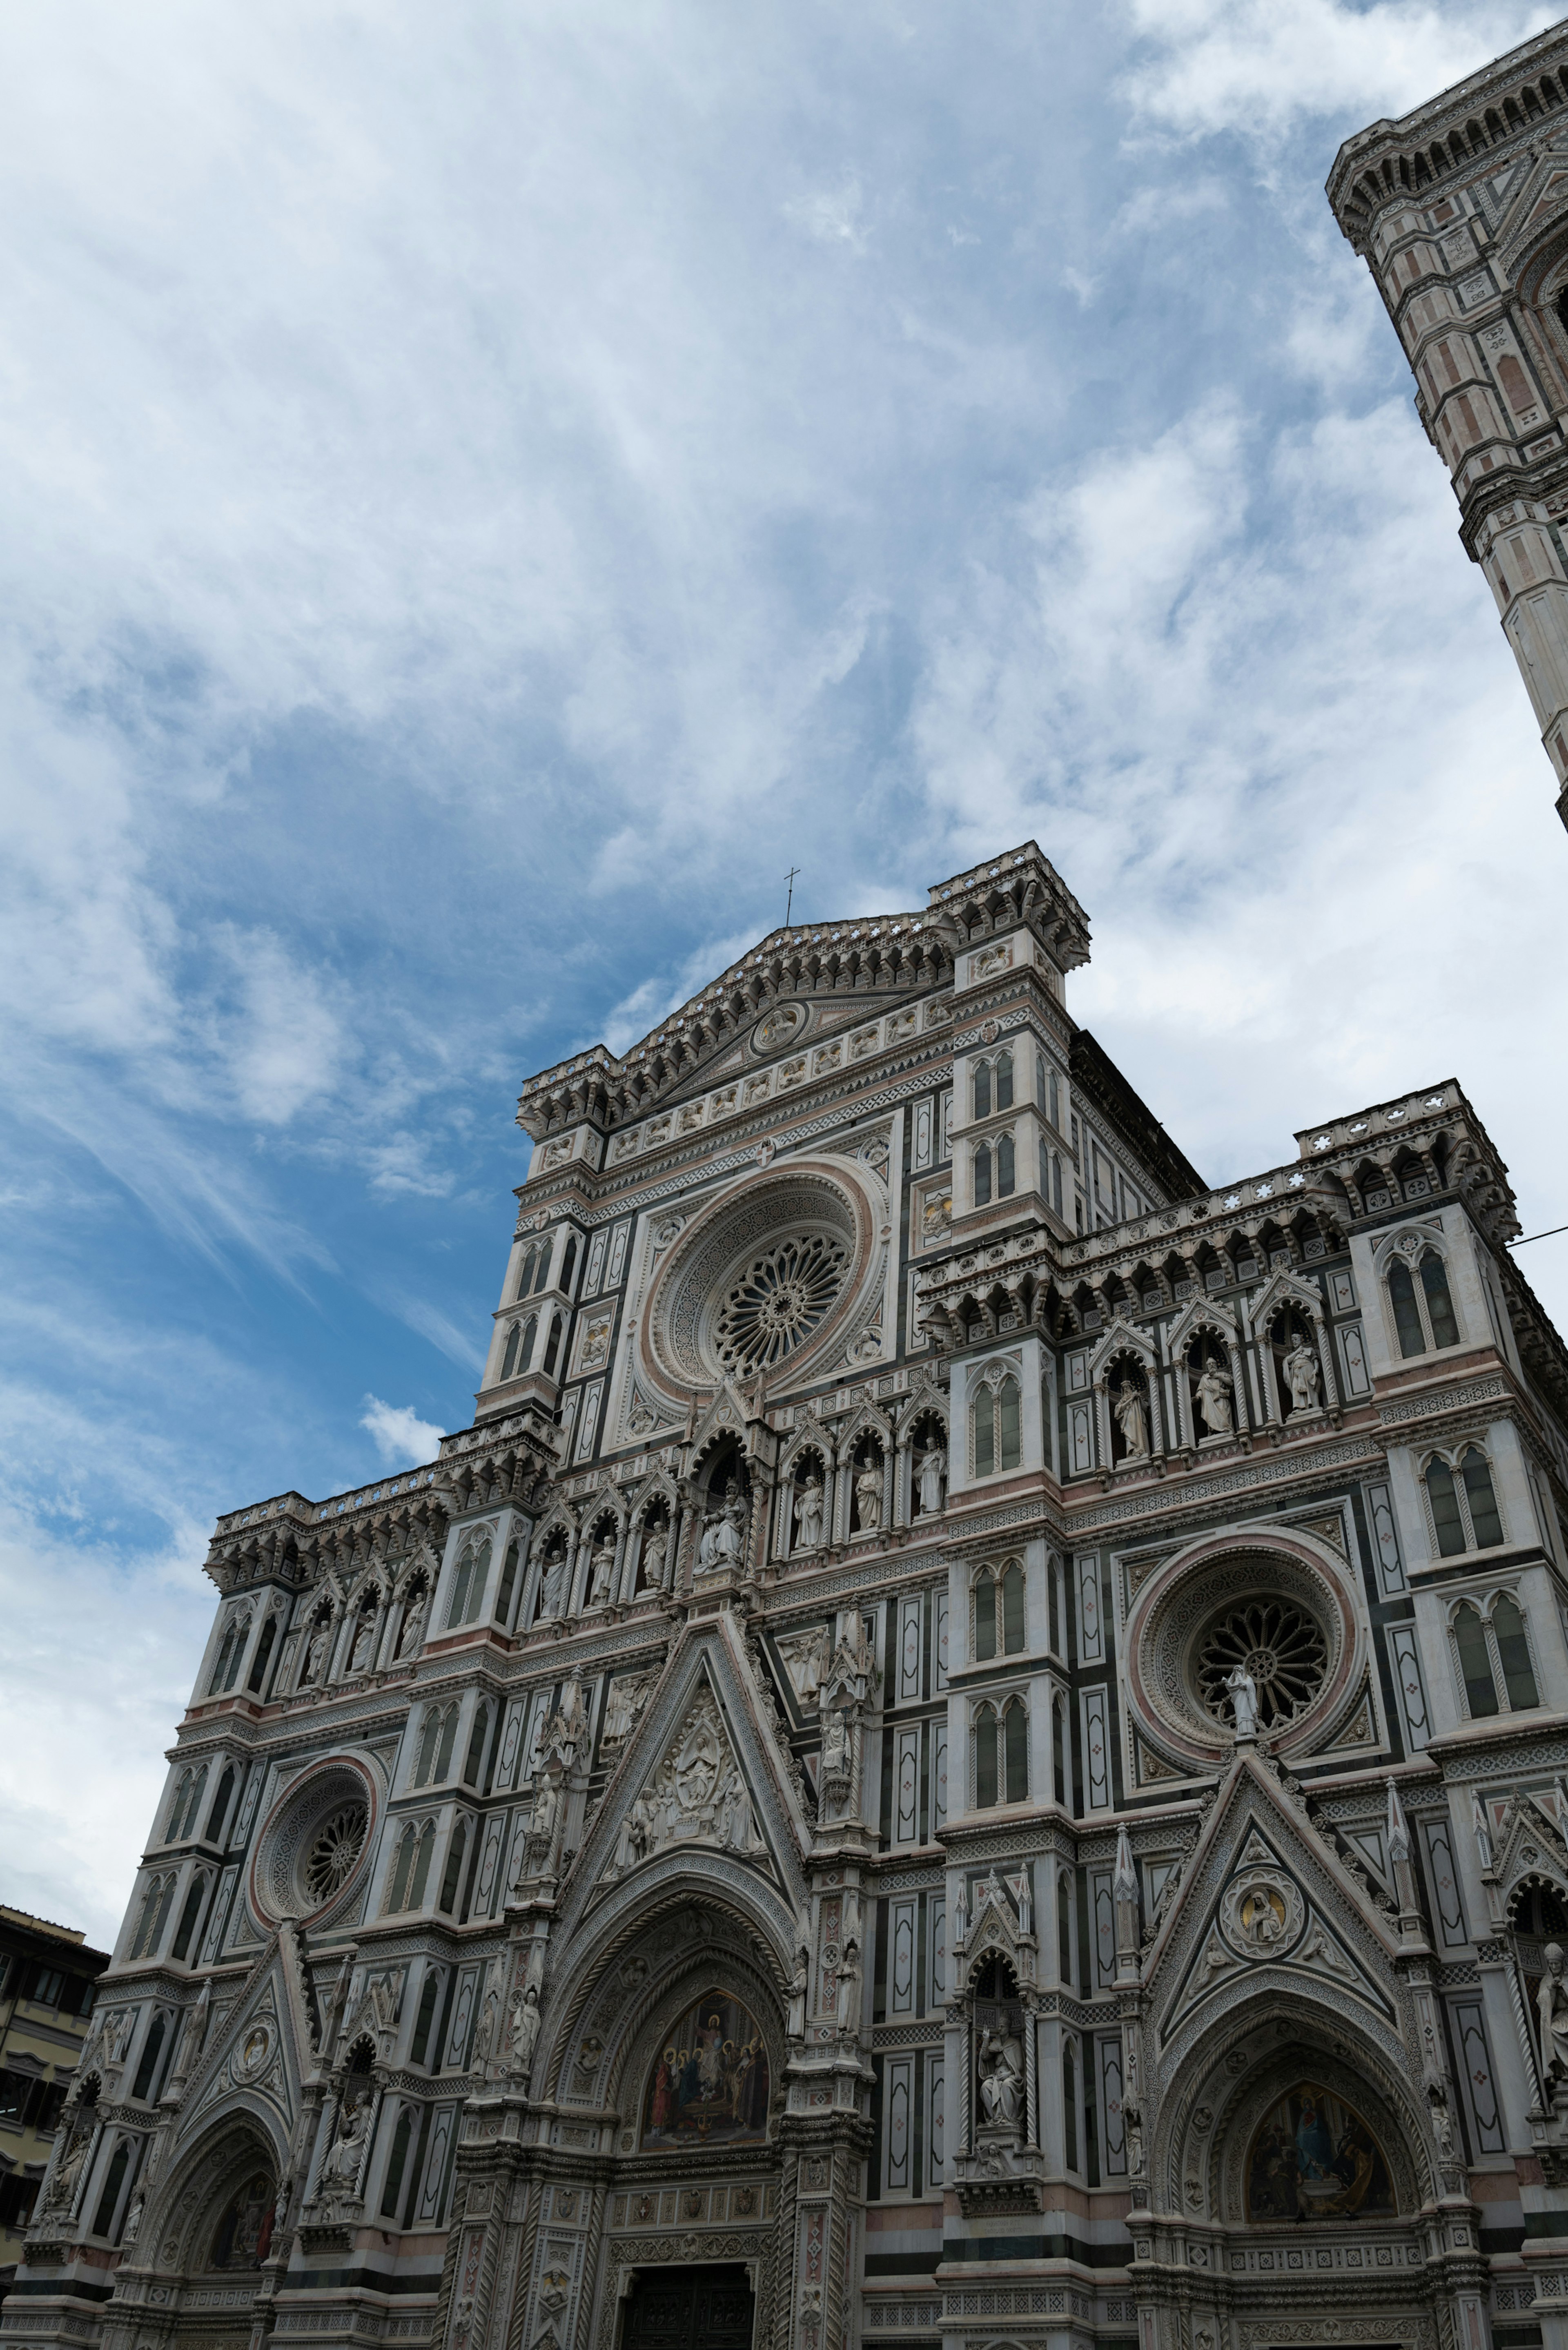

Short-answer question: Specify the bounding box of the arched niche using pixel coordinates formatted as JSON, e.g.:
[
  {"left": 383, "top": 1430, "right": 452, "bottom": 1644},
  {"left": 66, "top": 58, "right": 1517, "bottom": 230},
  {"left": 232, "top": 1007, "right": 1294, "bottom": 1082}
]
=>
[
  {"left": 144, "top": 2115, "right": 284, "bottom": 2288},
  {"left": 539, "top": 1889, "right": 791, "bottom": 2165},
  {"left": 1156, "top": 1999, "right": 1433, "bottom": 2230}
]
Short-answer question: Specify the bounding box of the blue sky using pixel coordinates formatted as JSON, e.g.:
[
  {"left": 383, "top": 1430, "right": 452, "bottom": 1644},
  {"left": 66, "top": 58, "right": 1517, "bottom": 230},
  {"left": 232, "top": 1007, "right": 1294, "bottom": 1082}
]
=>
[{"left": 4, "top": 0, "right": 1566, "bottom": 1949}]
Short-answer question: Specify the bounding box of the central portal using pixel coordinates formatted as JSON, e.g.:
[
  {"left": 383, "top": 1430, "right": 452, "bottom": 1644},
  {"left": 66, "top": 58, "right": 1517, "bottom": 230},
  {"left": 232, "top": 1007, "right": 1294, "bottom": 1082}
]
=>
[{"left": 620, "top": 2264, "right": 755, "bottom": 2350}]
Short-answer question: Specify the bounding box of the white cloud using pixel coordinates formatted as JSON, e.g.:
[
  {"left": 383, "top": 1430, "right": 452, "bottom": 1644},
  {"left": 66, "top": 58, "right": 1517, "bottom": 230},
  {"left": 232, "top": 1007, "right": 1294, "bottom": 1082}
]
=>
[
  {"left": 1120, "top": 0, "right": 1555, "bottom": 140},
  {"left": 784, "top": 177, "right": 871, "bottom": 253},
  {"left": 360, "top": 1394, "right": 444, "bottom": 1465}
]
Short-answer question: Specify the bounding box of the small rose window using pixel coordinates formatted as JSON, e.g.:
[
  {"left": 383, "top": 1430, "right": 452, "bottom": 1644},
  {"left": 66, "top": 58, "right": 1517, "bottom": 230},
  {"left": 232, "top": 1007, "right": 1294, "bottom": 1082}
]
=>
[{"left": 1196, "top": 1598, "right": 1327, "bottom": 1730}]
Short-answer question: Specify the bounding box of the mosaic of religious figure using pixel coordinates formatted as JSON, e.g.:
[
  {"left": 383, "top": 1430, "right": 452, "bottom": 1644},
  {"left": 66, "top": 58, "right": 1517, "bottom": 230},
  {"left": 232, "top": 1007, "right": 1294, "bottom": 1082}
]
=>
[
  {"left": 209, "top": 2169, "right": 276, "bottom": 2268},
  {"left": 641, "top": 1987, "right": 770, "bottom": 2148},
  {"left": 1244, "top": 2086, "right": 1394, "bottom": 2221}
]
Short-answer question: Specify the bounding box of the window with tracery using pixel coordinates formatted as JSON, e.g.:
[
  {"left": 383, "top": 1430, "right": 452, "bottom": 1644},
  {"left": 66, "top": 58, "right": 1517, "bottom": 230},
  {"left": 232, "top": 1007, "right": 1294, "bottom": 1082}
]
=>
[
  {"left": 971, "top": 1369, "right": 1022, "bottom": 1477},
  {"left": 1451, "top": 1591, "right": 1539, "bottom": 1717},
  {"left": 1388, "top": 1247, "right": 1461, "bottom": 1357},
  {"left": 974, "top": 1696, "right": 1028, "bottom": 1807},
  {"left": 973, "top": 1561, "right": 1026, "bottom": 1661},
  {"left": 1424, "top": 1447, "right": 1505, "bottom": 1556}
]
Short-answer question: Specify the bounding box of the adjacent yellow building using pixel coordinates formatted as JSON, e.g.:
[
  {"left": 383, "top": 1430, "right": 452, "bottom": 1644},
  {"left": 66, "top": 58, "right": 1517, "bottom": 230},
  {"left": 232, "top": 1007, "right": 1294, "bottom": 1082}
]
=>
[{"left": 0, "top": 1910, "right": 108, "bottom": 2279}]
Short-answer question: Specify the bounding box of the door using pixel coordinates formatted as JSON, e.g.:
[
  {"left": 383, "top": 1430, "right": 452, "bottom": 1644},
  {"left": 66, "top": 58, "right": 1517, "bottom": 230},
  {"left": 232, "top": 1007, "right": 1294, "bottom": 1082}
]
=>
[{"left": 620, "top": 2264, "right": 755, "bottom": 2350}]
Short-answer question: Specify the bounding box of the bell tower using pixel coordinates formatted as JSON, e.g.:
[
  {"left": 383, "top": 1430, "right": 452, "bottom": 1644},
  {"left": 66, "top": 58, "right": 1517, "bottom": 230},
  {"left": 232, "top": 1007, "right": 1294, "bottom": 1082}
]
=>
[{"left": 1329, "top": 20, "right": 1568, "bottom": 832}]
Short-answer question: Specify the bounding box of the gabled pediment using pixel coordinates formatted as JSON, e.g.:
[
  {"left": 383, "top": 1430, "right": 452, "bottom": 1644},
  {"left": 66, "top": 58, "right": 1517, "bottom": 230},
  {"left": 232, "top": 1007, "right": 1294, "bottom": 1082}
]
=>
[
  {"left": 173, "top": 1932, "right": 309, "bottom": 2147},
  {"left": 1488, "top": 1784, "right": 1568, "bottom": 1910},
  {"left": 567, "top": 1624, "right": 810, "bottom": 1922},
  {"left": 1088, "top": 1315, "right": 1157, "bottom": 1379},
  {"left": 1144, "top": 1753, "right": 1401, "bottom": 2062}
]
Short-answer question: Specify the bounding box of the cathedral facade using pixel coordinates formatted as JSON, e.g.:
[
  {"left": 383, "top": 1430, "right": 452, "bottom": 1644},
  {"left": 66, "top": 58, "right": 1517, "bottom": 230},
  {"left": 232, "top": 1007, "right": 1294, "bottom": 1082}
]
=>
[
  {"left": 1329, "top": 13, "right": 1568, "bottom": 832},
  {"left": 9, "top": 843, "right": 1568, "bottom": 2350}
]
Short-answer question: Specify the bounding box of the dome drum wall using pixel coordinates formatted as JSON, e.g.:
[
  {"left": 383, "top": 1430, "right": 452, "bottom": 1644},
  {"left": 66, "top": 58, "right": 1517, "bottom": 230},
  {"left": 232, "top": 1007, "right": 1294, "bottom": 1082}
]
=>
[
  {"left": 1125, "top": 1534, "right": 1368, "bottom": 1773},
  {"left": 637, "top": 1158, "right": 887, "bottom": 1407}
]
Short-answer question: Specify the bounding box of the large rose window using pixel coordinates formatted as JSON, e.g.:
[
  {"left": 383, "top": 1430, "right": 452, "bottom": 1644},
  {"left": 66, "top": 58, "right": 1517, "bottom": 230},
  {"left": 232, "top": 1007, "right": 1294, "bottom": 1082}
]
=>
[
  {"left": 712, "top": 1233, "right": 849, "bottom": 1373},
  {"left": 641, "top": 1166, "right": 880, "bottom": 1394}
]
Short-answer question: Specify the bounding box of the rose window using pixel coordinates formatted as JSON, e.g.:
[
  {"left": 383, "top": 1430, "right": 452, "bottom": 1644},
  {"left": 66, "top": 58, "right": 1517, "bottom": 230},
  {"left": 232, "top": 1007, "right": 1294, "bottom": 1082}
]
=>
[
  {"left": 303, "top": 1805, "right": 368, "bottom": 1904},
  {"left": 1196, "top": 1599, "right": 1327, "bottom": 1730},
  {"left": 712, "top": 1233, "right": 850, "bottom": 1373}
]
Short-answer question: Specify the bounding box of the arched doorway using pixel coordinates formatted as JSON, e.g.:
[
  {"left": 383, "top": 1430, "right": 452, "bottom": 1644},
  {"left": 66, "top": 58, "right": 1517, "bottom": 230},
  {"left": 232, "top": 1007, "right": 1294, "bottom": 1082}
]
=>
[
  {"left": 619, "top": 2263, "right": 754, "bottom": 2350},
  {"left": 132, "top": 2121, "right": 280, "bottom": 2350}
]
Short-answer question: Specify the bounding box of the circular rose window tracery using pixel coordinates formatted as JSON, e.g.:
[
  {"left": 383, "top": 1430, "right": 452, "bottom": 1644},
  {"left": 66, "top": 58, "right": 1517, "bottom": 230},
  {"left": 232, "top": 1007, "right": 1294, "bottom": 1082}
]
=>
[
  {"left": 1196, "top": 1598, "right": 1327, "bottom": 1730},
  {"left": 303, "top": 1804, "right": 368, "bottom": 1903},
  {"left": 712, "top": 1233, "right": 850, "bottom": 1373},
  {"left": 250, "top": 1759, "right": 376, "bottom": 1926}
]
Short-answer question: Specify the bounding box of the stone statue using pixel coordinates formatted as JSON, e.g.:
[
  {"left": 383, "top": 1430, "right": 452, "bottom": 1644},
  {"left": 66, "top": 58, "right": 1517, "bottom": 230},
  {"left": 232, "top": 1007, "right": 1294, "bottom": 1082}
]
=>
[
  {"left": 699, "top": 1480, "right": 747, "bottom": 1570},
  {"left": 1427, "top": 2081, "right": 1454, "bottom": 2156},
  {"left": 120, "top": 2189, "right": 145, "bottom": 2248},
  {"left": 640, "top": 1527, "right": 668, "bottom": 1590},
  {"left": 601, "top": 1671, "right": 653, "bottom": 1748},
  {"left": 855, "top": 1464, "right": 882, "bottom": 1533},
  {"left": 300, "top": 1621, "right": 330, "bottom": 1687},
  {"left": 347, "top": 1608, "right": 377, "bottom": 1674},
  {"left": 916, "top": 1445, "right": 947, "bottom": 1515},
  {"left": 1284, "top": 1333, "right": 1321, "bottom": 1413},
  {"left": 978, "top": 2027, "right": 1025, "bottom": 2131},
  {"left": 1111, "top": 1378, "right": 1149, "bottom": 1459},
  {"left": 508, "top": 1985, "right": 541, "bottom": 2076},
  {"left": 794, "top": 1476, "right": 825, "bottom": 1552},
  {"left": 46, "top": 2127, "right": 89, "bottom": 2211},
  {"left": 1124, "top": 2098, "right": 1144, "bottom": 2174},
  {"left": 541, "top": 1550, "right": 570, "bottom": 1617},
  {"left": 528, "top": 1777, "right": 558, "bottom": 1844},
  {"left": 588, "top": 1539, "right": 616, "bottom": 1606},
  {"left": 836, "top": 1938, "right": 862, "bottom": 2034},
  {"left": 787, "top": 1944, "right": 810, "bottom": 2040},
  {"left": 778, "top": 1627, "right": 828, "bottom": 1703},
  {"left": 822, "top": 1708, "right": 850, "bottom": 1778},
  {"left": 395, "top": 1585, "right": 428, "bottom": 1659},
  {"left": 1540, "top": 1944, "right": 1568, "bottom": 2087},
  {"left": 1225, "top": 1664, "right": 1259, "bottom": 1738},
  {"left": 1194, "top": 1357, "right": 1234, "bottom": 1436},
  {"left": 319, "top": 2098, "right": 367, "bottom": 2201}
]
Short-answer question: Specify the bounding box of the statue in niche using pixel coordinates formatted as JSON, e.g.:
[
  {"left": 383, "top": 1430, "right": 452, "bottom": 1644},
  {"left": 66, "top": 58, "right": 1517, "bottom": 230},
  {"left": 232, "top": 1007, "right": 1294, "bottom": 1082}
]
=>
[
  {"left": 347, "top": 1606, "right": 378, "bottom": 1674},
  {"left": 319, "top": 2098, "right": 368, "bottom": 2201},
  {"left": 588, "top": 1538, "right": 616, "bottom": 1606},
  {"left": 300, "top": 1619, "right": 331, "bottom": 1687},
  {"left": 698, "top": 1480, "right": 747, "bottom": 1570},
  {"left": 640, "top": 1526, "right": 668, "bottom": 1589},
  {"left": 855, "top": 1462, "right": 883, "bottom": 1533},
  {"left": 1540, "top": 1944, "right": 1568, "bottom": 2087},
  {"left": 978, "top": 2025, "right": 1025, "bottom": 2132},
  {"left": 787, "top": 1944, "right": 810, "bottom": 2040},
  {"left": 1284, "top": 1331, "right": 1321, "bottom": 1413},
  {"left": 1194, "top": 1356, "right": 1234, "bottom": 1436},
  {"left": 1111, "top": 1377, "right": 1149, "bottom": 1460},
  {"left": 528, "top": 1777, "right": 558, "bottom": 1845},
  {"left": 541, "top": 1549, "right": 570, "bottom": 1618},
  {"left": 1225, "top": 1664, "right": 1259, "bottom": 1739},
  {"left": 395, "top": 1584, "right": 428, "bottom": 1659},
  {"left": 822, "top": 1707, "right": 851, "bottom": 1779},
  {"left": 45, "top": 2125, "right": 90, "bottom": 2212},
  {"left": 508, "top": 1985, "right": 541, "bottom": 2077},
  {"left": 836, "top": 1937, "right": 861, "bottom": 2035},
  {"left": 916, "top": 1444, "right": 948, "bottom": 1515},
  {"left": 794, "top": 1476, "right": 825, "bottom": 1552}
]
